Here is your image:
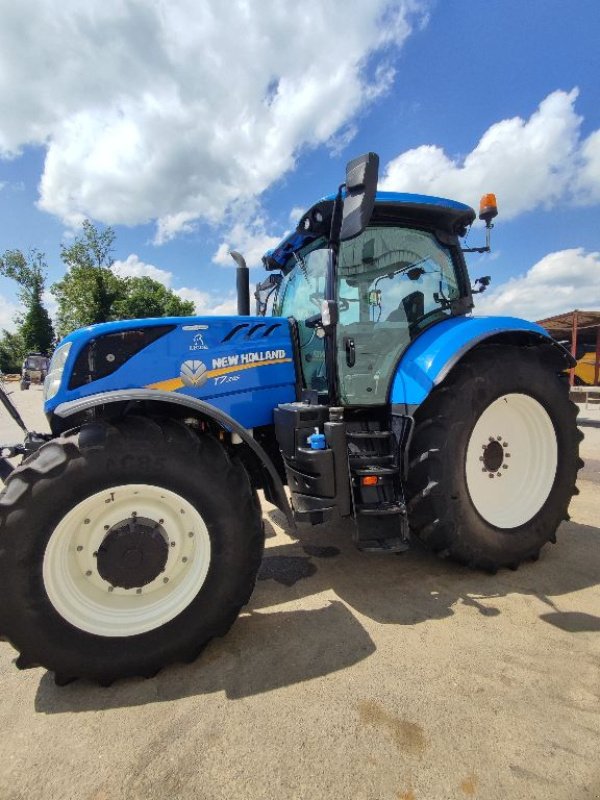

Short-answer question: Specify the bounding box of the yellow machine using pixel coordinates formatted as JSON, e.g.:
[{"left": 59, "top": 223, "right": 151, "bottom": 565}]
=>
[{"left": 575, "top": 351, "right": 599, "bottom": 386}]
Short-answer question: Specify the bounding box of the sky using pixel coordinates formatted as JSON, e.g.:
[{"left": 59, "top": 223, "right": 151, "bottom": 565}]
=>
[{"left": 1, "top": 0, "right": 599, "bottom": 332}]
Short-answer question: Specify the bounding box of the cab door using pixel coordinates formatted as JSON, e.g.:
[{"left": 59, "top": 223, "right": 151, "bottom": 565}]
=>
[{"left": 335, "top": 226, "right": 462, "bottom": 405}]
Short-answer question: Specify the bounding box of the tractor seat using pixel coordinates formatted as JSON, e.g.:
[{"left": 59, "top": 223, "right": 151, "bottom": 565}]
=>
[{"left": 386, "top": 291, "right": 424, "bottom": 325}]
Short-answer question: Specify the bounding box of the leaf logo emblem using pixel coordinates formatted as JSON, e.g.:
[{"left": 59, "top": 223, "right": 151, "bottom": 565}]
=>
[{"left": 180, "top": 360, "right": 208, "bottom": 387}]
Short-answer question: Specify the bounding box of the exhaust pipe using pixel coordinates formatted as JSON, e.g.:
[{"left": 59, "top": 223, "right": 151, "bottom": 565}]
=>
[{"left": 230, "top": 251, "right": 250, "bottom": 316}]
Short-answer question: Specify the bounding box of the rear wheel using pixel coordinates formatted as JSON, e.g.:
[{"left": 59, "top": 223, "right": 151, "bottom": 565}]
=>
[
  {"left": 0, "top": 416, "right": 264, "bottom": 684},
  {"left": 406, "top": 344, "right": 582, "bottom": 570}
]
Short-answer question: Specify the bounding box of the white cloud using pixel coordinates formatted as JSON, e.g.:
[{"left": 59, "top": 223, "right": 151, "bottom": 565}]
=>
[
  {"left": 575, "top": 129, "right": 600, "bottom": 204},
  {"left": 0, "top": 0, "right": 426, "bottom": 237},
  {"left": 474, "top": 248, "right": 600, "bottom": 321},
  {"left": 289, "top": 206, "right": 306, "bottom": 225},
  {"left": 0, "top": 294, "right": 19, "bottom": 332},
  {"left": 213, "top": 205, "right": 287, "bottom": 269},
  {"left": 174, "top": 287, "right": 237, "bottom": 317},
  {"left": 111, "top": 254, "right": 173, "bottom": 285},
  {"left": 380, "top": 89, "right": 600, "bottom": 219}
]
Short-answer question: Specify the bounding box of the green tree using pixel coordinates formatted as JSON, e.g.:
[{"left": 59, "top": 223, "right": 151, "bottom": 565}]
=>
[
  {"left": 114, "top": 276, "right": 195, "bottom": 319},
  {"left": 52, "top": 220, "right": 120, "bottom": 338},
  {"left": 52, "top": 220, "right": 196, "bottom": 337},
  {"left": 0, "top": 330, "right": 26, "bottom": 374},
  {"left": 0, "top": 249, "right": 55, "bottom": 355}
]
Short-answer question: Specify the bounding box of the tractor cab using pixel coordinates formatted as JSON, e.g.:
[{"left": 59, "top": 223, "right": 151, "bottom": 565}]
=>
[{"left": 263, "top": 192, "right": 476, "bottom": 406}]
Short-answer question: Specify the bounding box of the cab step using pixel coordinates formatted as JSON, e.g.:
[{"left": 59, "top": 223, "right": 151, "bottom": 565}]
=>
[
  {"left": 346, "top": 431, "right": 394, "bottom": 440},
  {"left": 357, "top": 537, "right": 410, "bottom": 554},
  {"left": 356, "top": 501, "right": 405, "bottom": 515},
  {"left": 353, "top": 466, "right": 398, "bottom": 478}
]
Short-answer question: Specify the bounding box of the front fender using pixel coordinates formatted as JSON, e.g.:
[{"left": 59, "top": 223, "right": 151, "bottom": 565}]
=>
[
  {"left": 390, "top": 315, "right": 572, "bottom": 411},
  {"left": 52, "top": 389, "right": 295, "bottom": 528}
]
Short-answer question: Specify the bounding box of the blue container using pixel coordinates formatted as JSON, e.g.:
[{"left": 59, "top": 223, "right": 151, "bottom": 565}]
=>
[{"left": 307, "top": 429, "right": 326, "bottom": 450}]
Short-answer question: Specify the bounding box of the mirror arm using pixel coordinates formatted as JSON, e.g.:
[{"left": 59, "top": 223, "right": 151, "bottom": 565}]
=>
[{"left": 328, "top": 183, "right": 345, "bottom": 251}]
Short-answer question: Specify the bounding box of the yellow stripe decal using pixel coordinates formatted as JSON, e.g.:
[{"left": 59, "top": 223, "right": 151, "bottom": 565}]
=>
[{"left": 146, "top": 357, "right": 293, "bottom": 392}]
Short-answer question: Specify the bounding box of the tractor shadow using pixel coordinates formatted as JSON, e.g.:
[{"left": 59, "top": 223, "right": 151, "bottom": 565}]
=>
[
  {"left": 579, "top": 417, "right": 600, "bottom": 429},
  {"left": 254, "top": 515, "right": 600, "bottom": 627},
  {"left": 34, "top": 600, "right": 375, "bottom": 714},
  {"left": 34, "top": 514, "right": 600, "bottom": 714}
]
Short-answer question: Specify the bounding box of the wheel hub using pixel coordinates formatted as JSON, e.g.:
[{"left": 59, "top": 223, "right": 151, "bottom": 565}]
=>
[
  {"left": 96, "top": 517, "right": 169, "bottom": 589},
  {"left": 482, "top": 439, "right": 504, "bottom": 472}
]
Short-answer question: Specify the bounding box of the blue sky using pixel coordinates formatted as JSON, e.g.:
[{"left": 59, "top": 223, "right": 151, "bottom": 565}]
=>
[{"left": 1, "top": 0, "right": 599, "bottom": 329}]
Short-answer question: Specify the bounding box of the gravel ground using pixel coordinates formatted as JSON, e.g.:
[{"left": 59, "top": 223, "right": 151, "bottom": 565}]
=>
[{"left": 0, "top": 384, "right": 598, "bottom": 800}]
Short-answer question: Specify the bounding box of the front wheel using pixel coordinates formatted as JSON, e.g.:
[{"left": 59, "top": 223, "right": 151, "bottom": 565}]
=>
[
  {"left": 0, "top": 416, "right": 264, "bottom": 684},
  {"left": 406, "top": 344, "right": 582, "bottom": 571}
]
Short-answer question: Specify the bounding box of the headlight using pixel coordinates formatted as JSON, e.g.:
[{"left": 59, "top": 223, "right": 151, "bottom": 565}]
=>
[{"left": 44, "top": 342, "right": 72, "bottom": 402}]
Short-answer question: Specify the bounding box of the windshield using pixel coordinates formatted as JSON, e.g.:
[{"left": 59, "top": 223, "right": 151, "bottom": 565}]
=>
[
  {"left": 336, "top": 225, "right": 461, "bottom": 404},
  {"left": 274, "top": 240, "right": 329, "bottom": 392},
  {"left": 25, "top": 356, "right": 47, "bottom": 370}
]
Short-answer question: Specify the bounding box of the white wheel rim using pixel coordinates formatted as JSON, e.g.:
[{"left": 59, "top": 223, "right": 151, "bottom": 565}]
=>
[
  {"left": 43, "top": 484, "right": 211, "bottom": 637},
  {"left": 465, "top": 394, "right": 558, "bottom": 529}
]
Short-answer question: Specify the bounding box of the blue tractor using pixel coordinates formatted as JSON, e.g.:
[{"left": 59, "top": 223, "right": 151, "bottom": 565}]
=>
[{"left": 0, "top": 153, "right": 581, "bottom": 684}]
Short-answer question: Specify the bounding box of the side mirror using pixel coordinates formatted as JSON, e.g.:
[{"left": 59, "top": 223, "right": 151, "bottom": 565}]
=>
[{"left": 339, "top": 152, "right": 379, "bottom": 241}]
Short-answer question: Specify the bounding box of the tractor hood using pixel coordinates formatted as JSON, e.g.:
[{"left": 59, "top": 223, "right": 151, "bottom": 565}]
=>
[{"left": 45, "top": 315, "right": 297, "bottom": 429}]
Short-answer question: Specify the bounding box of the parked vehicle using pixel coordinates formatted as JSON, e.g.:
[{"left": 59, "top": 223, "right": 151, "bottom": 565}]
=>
[
  {"left": 0, "top": 153, "right": 581, "bottom": 685},
  {"left": 20, "top": 353, "right": 49, "bottom": 391}
]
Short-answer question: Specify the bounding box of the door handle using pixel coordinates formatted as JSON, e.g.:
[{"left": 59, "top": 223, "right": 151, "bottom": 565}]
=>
[{"left": 344, "top": 337, "right": 355, "bottom": 367}]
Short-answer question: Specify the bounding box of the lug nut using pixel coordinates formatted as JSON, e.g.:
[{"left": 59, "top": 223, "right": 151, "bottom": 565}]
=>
[
  {"left": 488, "top": 474, "right": 494, "bottom": 479},
  {"left": 163, "top": 577, "right": 169, "bottom": 584},
  {"left": 482, "top": 467, "right": 487, "bottom": 472},
  {"left": 170, "top": 541, "right": 176, "bottom": 547},
  {"left": 506, "top": 453, "right": 511, "bottom": 458},
  {"left": 93, "top": 551, "right": 98, "bottom": 558},
  {"left": 188, "top": 532, "right": 194, "bottom": 538},
  {"left": 158, "top": 519, "right": 164, "bottom": 525},
  {"left": 182, "top": 557, "right": 188, "bottom": 563},
  {"left": 85, "top": 570, "right": 92, "bottom": 576},
  {"left": 502, "top": 464, "right": 508, "bottom": 470},
  {"left": 496, "top": 472, "right": 501, "bottom": 477},
  {"left": 489, "top": 437, "right": 495, "bottom": 442},
  {"left": 108, "top": 586, "right": 114, "bottom": 593},
  {"left": 479, "top": 456, "right": 484, "bottom": 462},
  {"left": 136, "top": 588, "right": 142, "bottom": 594},
  {"left": 76, "top": 545, "right": 83, "bottom": 552},
  {"left": 84, "top": 518, "right": 90, "bottom": 524},
  {"left": 104, "top": 525, "right": 110, "bottom": 530}
]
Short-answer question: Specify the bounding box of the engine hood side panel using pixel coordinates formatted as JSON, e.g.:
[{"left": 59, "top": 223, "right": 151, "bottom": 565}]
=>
[{"left": 46, "top": 316, "right": 297, "bottom": 430}]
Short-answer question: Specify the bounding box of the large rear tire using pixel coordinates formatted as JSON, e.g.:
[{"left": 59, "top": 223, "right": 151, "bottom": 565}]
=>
[
  {"left": 0, "top": 416, "right": 264, "bottom": 684},
  {"left": 406, "top": 344, "right": 582, "bottom": 571}
]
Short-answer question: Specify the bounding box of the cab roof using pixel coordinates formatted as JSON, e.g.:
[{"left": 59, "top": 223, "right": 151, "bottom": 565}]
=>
[{"left": 263, "top": 191, "right": 476, "bottom": 271}]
